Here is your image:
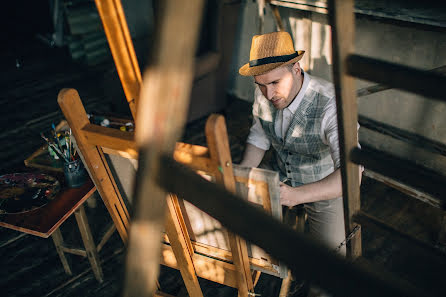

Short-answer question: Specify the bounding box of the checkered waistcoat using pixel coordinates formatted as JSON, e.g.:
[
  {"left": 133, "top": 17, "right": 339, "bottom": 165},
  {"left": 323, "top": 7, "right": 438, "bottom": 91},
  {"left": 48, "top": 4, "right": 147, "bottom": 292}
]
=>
[{"left": 253, "top": 83, "right": 335, "bottom": 187}]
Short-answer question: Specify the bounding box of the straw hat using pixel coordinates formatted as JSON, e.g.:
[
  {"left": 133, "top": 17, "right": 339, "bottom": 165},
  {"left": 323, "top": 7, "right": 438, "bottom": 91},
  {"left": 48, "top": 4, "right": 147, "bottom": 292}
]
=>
[{"left": 239, "top": 31, "right": 305, "bottom": 76}]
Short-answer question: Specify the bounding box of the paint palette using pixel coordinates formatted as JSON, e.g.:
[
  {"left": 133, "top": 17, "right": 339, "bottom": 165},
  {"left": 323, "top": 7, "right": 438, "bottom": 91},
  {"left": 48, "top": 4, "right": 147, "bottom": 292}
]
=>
[{"left": 0, "top": 173, "right": 60, "bottom": 214}]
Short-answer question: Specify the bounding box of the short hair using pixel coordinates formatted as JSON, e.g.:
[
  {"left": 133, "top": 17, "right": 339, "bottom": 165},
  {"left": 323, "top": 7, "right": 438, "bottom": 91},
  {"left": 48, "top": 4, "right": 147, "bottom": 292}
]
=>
[{"left": 285, "top": 62, "right": 296, "bottom": 71}]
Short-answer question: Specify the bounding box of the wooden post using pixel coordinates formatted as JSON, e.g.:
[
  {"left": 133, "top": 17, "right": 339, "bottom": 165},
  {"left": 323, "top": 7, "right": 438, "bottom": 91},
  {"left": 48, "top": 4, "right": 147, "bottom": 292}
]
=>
[
  {"left": 328, "top": 0, "right": 362, "bottom": 259},
  {"left": 123, "top": 1, "right": 204, "bottom": 296},
  {"left": 94, "top": 0, "right": 142, "bottom": 119},
  {"left": 205, "top": 114, "right": 255, "bottom": 296}
]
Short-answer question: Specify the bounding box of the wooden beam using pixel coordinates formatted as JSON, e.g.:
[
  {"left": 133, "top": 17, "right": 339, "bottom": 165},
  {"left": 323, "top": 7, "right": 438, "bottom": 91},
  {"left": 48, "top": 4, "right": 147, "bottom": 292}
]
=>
[
  {"left": 94, "top": 0, "right": 141, "bottom": 118},
  {"left": 123, "top": 1, "right": 205, "bottom": 297},
  {"left": 81, "top": 123, "right": 138, "bottom": 157},
  {"left": 269, "top": 0, "right": 328, "bottom": 14},
  {"left": 357, "top": 65, "right": 446, "bottom": 97},
  {"left": 350, "top": 147, "right": 446, "bottom": 209},
  {"left": 328, "top": 0, "right": 362, "bottom": 259},
  {"left": 358, "top": 115, "right": 446, "bottom": 157},
  {"left": 157, "top": 155, "right": 428, "bottom": 297},
  {"left": 100, "top": 139, "right": 214, "bottom": 173},
  {"left": 269, "top": 3, "right": 285, "bottom": 31},
  {"left": 58, "top": 89, "right": 130, "bottom": 243},
  {"left": 347, "top": 54, "right": 446, "bottom": 102},
  {"left": 363, "top": 170, "right": 442, "bottom": 209}
]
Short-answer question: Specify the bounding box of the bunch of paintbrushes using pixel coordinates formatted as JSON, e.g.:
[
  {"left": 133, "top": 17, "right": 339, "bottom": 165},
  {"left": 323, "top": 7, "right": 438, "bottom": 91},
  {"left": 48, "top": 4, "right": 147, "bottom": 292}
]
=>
[{"left": 40, "top": 124, "right": 77, "bottom": 163}]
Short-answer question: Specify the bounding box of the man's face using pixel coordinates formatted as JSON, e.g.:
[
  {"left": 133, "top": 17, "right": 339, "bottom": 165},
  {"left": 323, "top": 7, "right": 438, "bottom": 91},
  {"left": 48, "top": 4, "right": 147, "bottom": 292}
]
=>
[{"left": 254, "top": 63, "right": 302, "bottom": 110}]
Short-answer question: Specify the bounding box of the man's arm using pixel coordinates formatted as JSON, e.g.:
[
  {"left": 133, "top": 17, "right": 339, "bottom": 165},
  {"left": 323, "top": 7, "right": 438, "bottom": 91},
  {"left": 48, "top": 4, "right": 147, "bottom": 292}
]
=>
[
  {"left": 239, "top": 143, "right": 266, "bottom": 168},
  {"left": 280, "top": 168, "right": 342, "bottom": 206},
  {"left": 280, "top": 167, "right": 363, "bottom": 207}
]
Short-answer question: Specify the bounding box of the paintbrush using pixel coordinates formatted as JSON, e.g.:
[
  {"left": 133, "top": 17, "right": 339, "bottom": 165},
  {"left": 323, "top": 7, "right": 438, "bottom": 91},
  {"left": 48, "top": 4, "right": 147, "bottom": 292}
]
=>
[{"left": 40, "top": 133, "right": 69, "bottom": 162}]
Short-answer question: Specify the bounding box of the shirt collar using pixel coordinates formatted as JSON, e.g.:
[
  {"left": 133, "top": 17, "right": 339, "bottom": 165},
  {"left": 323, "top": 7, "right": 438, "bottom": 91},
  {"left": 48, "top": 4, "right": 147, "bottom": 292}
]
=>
[{"left": 285, "top": 71, "right": 310, "bottom": 115}]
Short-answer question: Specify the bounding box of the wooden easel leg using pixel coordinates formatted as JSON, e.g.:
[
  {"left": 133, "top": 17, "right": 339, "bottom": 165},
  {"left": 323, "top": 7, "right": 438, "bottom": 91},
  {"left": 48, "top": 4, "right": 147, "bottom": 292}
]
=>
[
  {"left": 205, "top": 114, "right": 254, "bottom": 297},
  {"left": 58, "top": 88, "right": 130, "bottom": 243},
  {"left": 75, "top": 204, "right": 104, "bottom": 283},
  {"left": 165, "top": 194, "right": 204, "bottom": 297},
  {"left": 51, "top": 228, "right": 72, "bottom": 275}
]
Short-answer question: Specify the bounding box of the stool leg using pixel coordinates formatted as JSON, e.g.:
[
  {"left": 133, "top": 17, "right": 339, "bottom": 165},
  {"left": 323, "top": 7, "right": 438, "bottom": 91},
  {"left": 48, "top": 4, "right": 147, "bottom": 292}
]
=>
[
  {"left": 74, "top": 204, "right": 104, "bottom": 282},
  {"left": 51, "top": 228, "right": 72, "bottom": 275}
]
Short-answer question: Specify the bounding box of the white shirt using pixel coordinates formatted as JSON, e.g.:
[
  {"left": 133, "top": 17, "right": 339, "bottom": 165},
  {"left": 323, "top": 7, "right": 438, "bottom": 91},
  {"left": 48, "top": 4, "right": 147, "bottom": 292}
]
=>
[{"left": 246, "top": 72, "right": 352, "bottom": 169}]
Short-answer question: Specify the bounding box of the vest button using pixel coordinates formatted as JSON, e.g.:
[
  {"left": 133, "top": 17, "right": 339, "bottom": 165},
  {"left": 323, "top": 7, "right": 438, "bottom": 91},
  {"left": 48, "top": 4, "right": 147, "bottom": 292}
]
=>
[
  {"left": 287, "top": 170, "right": 291, "bottom": 173},
  {"left": 286, "top": 162, "right": 290, "bottom": 165},
  {"left": 288, "top": 152, "right": 292, "bottom": 155}
]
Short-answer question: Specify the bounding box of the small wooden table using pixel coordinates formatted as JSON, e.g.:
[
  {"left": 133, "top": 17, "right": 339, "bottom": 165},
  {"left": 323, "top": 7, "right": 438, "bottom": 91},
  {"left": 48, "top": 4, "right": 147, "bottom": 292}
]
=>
[{"left": 0, "top": 178, "right": 106, "bottom": 282}]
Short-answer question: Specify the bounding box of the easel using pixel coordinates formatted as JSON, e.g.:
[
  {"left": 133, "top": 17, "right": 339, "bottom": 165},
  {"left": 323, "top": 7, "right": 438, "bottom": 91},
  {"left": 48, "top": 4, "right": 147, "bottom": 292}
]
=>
[{"left": 58, "top": 86, "right": 278, "bottom": 295}]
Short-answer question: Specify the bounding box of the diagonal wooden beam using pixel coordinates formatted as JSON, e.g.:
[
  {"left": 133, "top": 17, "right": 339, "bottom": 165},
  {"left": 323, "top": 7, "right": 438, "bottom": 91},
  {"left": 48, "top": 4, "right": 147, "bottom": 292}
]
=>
[
  {"left": 123, "top": 1, "right": 205, "bottom": 296},
  {"left": 94, "top": 0, "right": 142, "bottom": 119}
]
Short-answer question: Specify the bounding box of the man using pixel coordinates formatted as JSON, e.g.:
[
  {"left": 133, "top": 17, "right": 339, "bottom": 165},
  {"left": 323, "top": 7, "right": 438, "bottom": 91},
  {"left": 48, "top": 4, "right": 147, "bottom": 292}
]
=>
[
  {"left": 238, "top": 30, "right": 361, "bottom": 297},
  {"left": 239, "top": 31, "right": 362, "bottom": 256}
]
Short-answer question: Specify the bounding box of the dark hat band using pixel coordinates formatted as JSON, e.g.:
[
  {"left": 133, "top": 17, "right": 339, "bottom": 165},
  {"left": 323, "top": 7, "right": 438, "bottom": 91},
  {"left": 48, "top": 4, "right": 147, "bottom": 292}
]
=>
[{"left": 249, "top": 52, "right": 298, "bottom": 67}]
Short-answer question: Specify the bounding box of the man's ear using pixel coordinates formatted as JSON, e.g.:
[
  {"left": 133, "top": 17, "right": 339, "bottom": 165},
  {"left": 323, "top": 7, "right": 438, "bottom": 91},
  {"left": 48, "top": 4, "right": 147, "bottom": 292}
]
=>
[{"left": 293, "top": 62, "right": 301, "bottom": 75}]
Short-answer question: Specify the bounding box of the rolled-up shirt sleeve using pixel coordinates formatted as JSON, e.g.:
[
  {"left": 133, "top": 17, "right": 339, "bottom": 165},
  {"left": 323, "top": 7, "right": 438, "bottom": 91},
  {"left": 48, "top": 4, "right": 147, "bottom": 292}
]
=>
[
  {"left": 321, "top": 97, "right": 361, "bottom": 170},
  {"left": 246, "top": 116, "right": 271, "bottom": 151}
]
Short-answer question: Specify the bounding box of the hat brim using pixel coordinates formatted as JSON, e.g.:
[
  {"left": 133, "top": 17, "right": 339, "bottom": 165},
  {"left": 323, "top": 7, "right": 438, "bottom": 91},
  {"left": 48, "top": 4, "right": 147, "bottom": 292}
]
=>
[{"left": 239, "top": 50, "right": 305, "bottom": 76}]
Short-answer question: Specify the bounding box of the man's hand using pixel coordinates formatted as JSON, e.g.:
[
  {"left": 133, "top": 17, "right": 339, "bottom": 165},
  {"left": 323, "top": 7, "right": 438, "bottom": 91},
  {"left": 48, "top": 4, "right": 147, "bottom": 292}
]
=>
[{"left": 280, "top": 182, "right": 302, "bottom": 207}]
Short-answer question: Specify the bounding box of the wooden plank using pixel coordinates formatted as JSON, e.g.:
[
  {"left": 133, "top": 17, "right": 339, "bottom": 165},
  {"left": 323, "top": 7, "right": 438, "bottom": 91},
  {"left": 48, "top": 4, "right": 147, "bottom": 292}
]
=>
[
  {"left": 58, "top": 89, "right": 130, "bottom": 242},
  {"left": 358, "top": 115, "right": 446, "bottom": 158},
  {"left": 81, "top": 123, "right": 138, "bottom": 158},
  {"left": 123, "top": 1, "right": 205, "bottom": 296},
  {"left": 328, "top": 0, "right": 362, "bottom": 259},
  {"left": 347, "top": 54, "right": 446, "bottom": 102},
  {"left": 164, "top": 195, "right": 204, "bottom": 297},
  {"left": 94, "top": 0, "right": 141, "bottom": 118},
  {"left": 357, "top": 65, "right": 446, "bottom": 97},
  {"left": 351, "top": 147, "right": 446, "bottom": 209},
  {"left": 157, "top": 154, "right": 429, "bottom": 297},
  {"left": 205, "top": 114, "right": 254, "bottom": 296},
  {"left": 363, "top": 170, "right": 442, "bottom": 209},
  {"left": 101, "top": 141, "right": 216, "bottom": 173}
]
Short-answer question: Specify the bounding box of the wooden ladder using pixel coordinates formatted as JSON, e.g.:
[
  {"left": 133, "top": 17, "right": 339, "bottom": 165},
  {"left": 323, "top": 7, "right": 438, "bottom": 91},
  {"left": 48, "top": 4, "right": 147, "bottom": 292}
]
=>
[{"left": 329, "top": 0, "right": 446, "bottom": 259}]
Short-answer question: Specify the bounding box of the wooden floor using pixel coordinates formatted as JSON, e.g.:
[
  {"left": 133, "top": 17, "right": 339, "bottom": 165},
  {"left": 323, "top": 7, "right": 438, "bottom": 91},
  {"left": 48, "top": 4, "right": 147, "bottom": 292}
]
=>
[{"left": 1, "top": 40, "right": 445, "bottom": 297}]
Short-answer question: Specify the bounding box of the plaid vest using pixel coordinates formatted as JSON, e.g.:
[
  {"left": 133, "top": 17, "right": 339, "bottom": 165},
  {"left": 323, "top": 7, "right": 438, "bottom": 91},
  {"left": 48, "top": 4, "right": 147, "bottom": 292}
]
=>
[{"left": 253, "top": 79, "right": 335, "bottom": 187}]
